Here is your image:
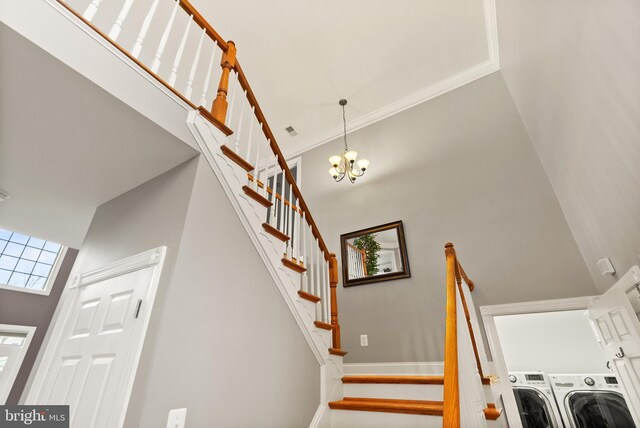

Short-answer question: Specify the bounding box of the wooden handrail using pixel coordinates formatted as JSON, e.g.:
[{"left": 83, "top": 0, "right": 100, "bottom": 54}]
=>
[
  {"left": 456, "top": 259, "right": 474, "bottom": 291},
  {"left": 443, "top": 243, "right": 460, "bottom": 428},
  {"left": 177, "top": 0, "right": 228, "bottom": 49},
  {"left": 453, "top": 255, "right": 482, "bottom": 378},
  {"left": 455, "top": 269, "right": 484, "bottom": 379},
  {"left": 234, "top": 61, "right": 331, "bottom": 260}
]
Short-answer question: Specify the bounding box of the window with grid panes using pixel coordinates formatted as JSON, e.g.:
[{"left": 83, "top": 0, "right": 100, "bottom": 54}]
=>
[{"left": 0, "top": 228, "right": 63, "bottom": 292}]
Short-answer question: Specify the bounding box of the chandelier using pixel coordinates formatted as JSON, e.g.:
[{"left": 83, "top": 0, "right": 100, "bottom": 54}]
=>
[{"left": 328, "top": 99, "right": 369, "bottom": 183}]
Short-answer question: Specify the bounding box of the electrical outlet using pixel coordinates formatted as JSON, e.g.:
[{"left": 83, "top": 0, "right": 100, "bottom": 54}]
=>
[
  {"left": 166, "top": 408, "right": 187, "bottom": 428},
  {"left": 360, "top": 334, "right": 368, "bottom": 347}
]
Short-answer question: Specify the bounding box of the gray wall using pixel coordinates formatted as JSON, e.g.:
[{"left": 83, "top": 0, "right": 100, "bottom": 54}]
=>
[
  {"left": 495, "top": 0, "right": 640, "bottom": 292},
  {"left": 299, "top": 73, "right": 597, "bottom": 363},
  {"left": 0, "top": 249, "right": 78, "bottom": 404},
  {"left": 69, "top": 156, "right": 318, "bottom": 427},
  {"left": 127, "top": 157, "right": 318, "bottom": 428}
]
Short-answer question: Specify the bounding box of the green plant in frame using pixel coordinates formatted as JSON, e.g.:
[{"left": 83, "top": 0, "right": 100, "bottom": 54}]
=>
[{"left": 353, "top": 233, "right": 381, "bottom": 275}]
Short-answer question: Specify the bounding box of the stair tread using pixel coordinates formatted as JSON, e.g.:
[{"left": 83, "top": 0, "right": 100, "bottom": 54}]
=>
[
  {"left": 329, "top": 397, "right": 444, "bottom": 416},
  {"left": 262, "top": 223, "right": 289, "bottom": 242},
  {"left": 342, "top": 374, "right": 494, "bottom": 385},
  {"left": 242, "top": 185, "right": 272, "bottom": 207},
  {"left": 329, "top": 348, "right": 348, "bottom": 356},
  {"left": 298, "top": 290, "right": 321, "bottom": 303},
  {"left": 314, "top": 321, "right": 333, "bottom": 330},
  {"left": 282, "top": 257, "right": 306, "bottom": 273},
  {"left": 221, "top": 145, "right": 254, "bottom": 171}
]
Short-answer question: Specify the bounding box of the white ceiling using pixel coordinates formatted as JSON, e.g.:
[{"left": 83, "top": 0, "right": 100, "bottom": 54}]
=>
[
  {"left": 191, "top": 0, "right": 498, "bottom": 155},
  {"left": 0, "top": 24, "right": 197, "bottom": 248}
]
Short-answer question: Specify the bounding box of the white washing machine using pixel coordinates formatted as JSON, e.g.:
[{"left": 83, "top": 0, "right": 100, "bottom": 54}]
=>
[
  {"left": 509, "top": 371, "right": 565, "bottom": 428},
  {"left": 549, "top": 374, "right": 636, "bottom": 428}
]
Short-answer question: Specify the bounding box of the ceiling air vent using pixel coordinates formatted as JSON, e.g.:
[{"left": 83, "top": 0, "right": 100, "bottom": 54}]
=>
[{"left": 285, "top": 126, "right": 298, "bottom": 137}]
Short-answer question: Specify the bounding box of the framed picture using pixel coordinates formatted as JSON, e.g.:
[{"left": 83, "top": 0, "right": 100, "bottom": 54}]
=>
[{"left": 340, "top": 220, "right": 411, "bottom": 287}]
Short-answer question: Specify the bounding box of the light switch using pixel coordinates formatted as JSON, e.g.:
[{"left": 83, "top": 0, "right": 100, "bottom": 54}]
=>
[
  {"left": 167, "top": 408, "right": 187, "bottom": 428},
  {"left": 360, "top": 334, "right": 368, "bottom": 347}
]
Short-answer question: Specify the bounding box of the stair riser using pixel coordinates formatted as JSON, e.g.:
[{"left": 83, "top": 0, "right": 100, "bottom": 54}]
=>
[
  {"left": 331, "top": 410, "right": 443, "bottom": 428},
  {"left": 343, "top": 383, "right": 443, "bottom": 401}
]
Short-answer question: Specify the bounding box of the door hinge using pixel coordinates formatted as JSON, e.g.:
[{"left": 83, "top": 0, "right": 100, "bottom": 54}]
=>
[{"left": 134, "top": 299, "right": 143, "bottom": 319}]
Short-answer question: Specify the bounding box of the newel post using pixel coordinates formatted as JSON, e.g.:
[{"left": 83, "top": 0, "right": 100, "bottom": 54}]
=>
[
  {"left": 329, "top": 253, "right": 342, "bottom": 350},
  {"left": 211, "top": 40, "right": 237, "bottom": 124}
]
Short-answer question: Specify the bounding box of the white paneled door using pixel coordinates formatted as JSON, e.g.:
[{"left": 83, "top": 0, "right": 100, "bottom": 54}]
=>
[
  {"left": 586, "top": 266, "right": 640, "bottom": 427},
  {"left": 26, "top": 248, "right": 165, "bottom": 428}
]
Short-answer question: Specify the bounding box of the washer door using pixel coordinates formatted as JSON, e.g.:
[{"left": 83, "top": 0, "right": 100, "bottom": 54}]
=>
[
  {"left": 513, "top": 387, "right": 560, "bottom": 428},
  {"left": 567, "top": 391, "right": 636, "bottom": 428}
]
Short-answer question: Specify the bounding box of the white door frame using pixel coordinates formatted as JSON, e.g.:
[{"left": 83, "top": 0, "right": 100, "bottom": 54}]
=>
[
  {"left": 25, "top": 247, "right": 166, "bottom": 426},
  {"left": 480, "top": 296, "right": 598, "bottom": 428},
  {"left": 0, "top": 324, "right": 36, "bottom": 404}
]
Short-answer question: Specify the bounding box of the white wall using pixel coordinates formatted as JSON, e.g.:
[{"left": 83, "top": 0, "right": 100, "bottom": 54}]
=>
[
  {"left": 495, "top": 0, "right": 640, "bottom": 293},
  {"left": 494, "top": 310, "right": 607, "bottom": 374}
]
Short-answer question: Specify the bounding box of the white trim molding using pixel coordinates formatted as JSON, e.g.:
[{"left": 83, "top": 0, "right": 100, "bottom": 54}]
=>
[
  {"left": 480, "top": 295, "right": 598, "bottom": 317},
  {"left": 607, "top": 265, "right": 640, "bottom": 294},
  {"left": 0, "top": 324, "right": 36, "bottom": 404},
  {"left": 286, "top": 60, "right": 500, "bottom": 158}
]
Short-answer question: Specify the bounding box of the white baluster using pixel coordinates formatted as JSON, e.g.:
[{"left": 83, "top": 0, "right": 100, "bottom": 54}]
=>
[
  {"left": 168, "top": 14, "right": 193, "bottom": 86},
  {"left": 306, "top": 225, "right": 314, "bottom": 295},
  {"left": 262, "top": 139, "right": 272, "bottom": 198},
  {"left": 245, "top": 107, "right": 255, "bottom": 164},
  {"left": 282, "top": 177, "right": 289, "bottom": 256},
  {"left": 184, "top": 27, "right": 206, "bottom": 100},
  {"left": 83, "top": 0, "right": 103, "bottom": 22},
  {"left": 151, "top": 0, "right": 180, "bottom": 73},
  {"left": 270, "top": 157, "right": 278, "bottom": 226},
  {"left": 253, "top": 132, "right": 262, "bottom": 191},
  {"left": 234, "top": 93, "right": 247, "bottom": 153},
  {"left": 275, "top": 168, "right": 282, "bottom": 232},
  {"left": 288, "top": 183, "right": 294, "bottom": 258},
  {"left": 315, "top": 239, "right": 321, "bottom": 321},
  {"left": 319, "top": 254, "right": 326, "bottom": 322},
  {"left": 131, "top": 0, "right": 159, "bottom": 58},
  {"left": 109, "top": 0, "right": 136, "bottom": 41},
  {"left": 300, "top": 212, "right": 307, "bottom": 290},
  {"left": 295, "top": 209, "right": 302, "bottom": 262},
  {"left": 198, "top": 47, "right": 218, "bottom": 106},
  {"left": 325, "top": 260, "right": 331, "bottom": 322}
]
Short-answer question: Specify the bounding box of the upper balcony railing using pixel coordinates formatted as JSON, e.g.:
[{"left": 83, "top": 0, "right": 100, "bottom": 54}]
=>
[{"left": 56, "top": 0, "right": 342, "bottom": 351}]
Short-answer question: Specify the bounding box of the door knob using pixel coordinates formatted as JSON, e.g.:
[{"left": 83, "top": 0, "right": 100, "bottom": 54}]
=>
[{"left": 615, "top": 347, "right": 625, "bottom": 359}]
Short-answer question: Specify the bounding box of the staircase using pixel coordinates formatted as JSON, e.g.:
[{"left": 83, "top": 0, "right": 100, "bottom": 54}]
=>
[
  {"left": 4, "top": 1, "right": 507, "bottom": 426},
  {"left": 329, "top": 374, "right": 504, "bottom": 427}
]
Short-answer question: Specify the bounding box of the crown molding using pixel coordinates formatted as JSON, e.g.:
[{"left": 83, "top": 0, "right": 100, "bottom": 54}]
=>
[{"left": 285, "top": 0, "right": 501, "bottom": 159}]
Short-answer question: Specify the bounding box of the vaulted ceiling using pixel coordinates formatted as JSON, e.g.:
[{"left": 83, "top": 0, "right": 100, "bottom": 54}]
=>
[{"left": 191, "top": 0, "right": 499, "bottom": 155}]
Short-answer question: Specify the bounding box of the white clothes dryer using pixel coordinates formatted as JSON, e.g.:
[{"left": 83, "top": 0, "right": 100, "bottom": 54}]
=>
[
  {"left": 509, "top": 371, "right": 565, "bottom": 428},
  {"left": 549, "top": 374, "right": 635, "bottom": 428}
]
